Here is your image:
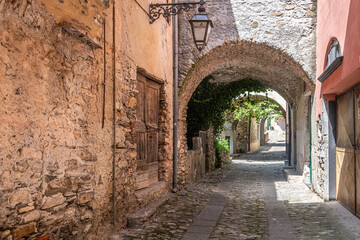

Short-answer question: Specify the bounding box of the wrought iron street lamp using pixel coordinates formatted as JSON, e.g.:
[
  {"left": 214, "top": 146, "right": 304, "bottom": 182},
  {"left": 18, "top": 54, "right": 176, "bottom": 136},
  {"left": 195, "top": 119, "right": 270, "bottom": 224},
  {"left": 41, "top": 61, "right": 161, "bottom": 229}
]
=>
[{"left": 149, "top": 0, "right": 213, "bottom": 51}]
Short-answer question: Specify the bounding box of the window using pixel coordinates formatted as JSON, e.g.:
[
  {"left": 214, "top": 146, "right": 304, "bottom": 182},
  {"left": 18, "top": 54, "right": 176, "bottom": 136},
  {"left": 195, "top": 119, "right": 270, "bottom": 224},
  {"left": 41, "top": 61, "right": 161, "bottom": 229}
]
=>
[
  {"left": 318, "top": 38, "right": 343, "bottom": 83},
  {"left": 326, "top": 39, "right": 341, "bottom": 69}
]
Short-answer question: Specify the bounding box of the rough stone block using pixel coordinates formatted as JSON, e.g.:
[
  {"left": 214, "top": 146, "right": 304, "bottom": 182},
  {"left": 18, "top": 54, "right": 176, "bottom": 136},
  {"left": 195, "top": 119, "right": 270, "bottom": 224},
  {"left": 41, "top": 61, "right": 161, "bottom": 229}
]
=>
[
  {"left": 125, "top": 97, "right": 137, "bottom": 108},
  {"left": 306, "top": 10, "right": 315, "bottom": 16},
  {"left": 13, "top": 222, "right": 36, "bottom": 240},
  {"left": 80, "top": 210, "right": 93, "bottom": 220},
  {"left": 79, "top": 151, "right": 97, "bottom": 162},
  {"left": 127, "top": 195, "right": 171, "bottom": 228},
  {"left": 77, "top": 191, "right": 94, "bottom": 204},
  {"left": 22, "top": 210, "right": 41, "bottom": 223},
  {"left": 59, "top": 21, "right": 101, "bottom": 48},
  {"left": 18, "top": 205, "right": 34, "bottom": 214},
  {"left": 9, "top": 190, "right": 33, "bottom": 209},
  {"left": 41, "top": 193, "right": 66, "bottom": 210},
  {"left": 21, "top": 147, "right": 42, "bottom": 159},
  {"left": 1, "top": 230, "right": 10, "bottom": 238}
]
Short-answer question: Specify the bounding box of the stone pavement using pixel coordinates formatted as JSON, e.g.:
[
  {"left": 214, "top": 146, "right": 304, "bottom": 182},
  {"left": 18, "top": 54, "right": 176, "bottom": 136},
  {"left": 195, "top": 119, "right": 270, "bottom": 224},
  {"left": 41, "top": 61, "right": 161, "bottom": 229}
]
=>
[{"left": 113, "top": 142, "right": 360, "bottom": 240}]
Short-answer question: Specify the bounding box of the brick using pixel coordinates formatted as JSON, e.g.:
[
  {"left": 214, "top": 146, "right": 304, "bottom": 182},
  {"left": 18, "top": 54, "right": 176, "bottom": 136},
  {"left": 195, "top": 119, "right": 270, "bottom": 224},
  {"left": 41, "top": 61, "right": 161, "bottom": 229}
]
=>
[{"left": 38, "top": 233, "right": 51, "bottom": 240}]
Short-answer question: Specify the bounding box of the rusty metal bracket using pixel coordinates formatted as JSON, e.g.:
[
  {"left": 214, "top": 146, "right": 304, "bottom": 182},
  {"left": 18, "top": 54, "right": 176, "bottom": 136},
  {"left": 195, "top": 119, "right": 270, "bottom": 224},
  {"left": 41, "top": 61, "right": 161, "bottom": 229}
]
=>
[{"left": 149, "top": 0, "right": 205, "bottom": 24}]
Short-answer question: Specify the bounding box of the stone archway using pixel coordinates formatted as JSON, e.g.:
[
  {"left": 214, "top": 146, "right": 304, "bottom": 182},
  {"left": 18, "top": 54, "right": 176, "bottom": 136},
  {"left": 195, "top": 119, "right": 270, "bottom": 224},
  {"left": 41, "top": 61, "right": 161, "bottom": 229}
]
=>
[
  {"left": 177, "top": 0, "right": 317, "bottom": 185},
  {"left": 179, "top": 41, "right": 313, "bottom": 118},
  {"left": 177, "top": 41, "right": 315, "bottom": 185}
]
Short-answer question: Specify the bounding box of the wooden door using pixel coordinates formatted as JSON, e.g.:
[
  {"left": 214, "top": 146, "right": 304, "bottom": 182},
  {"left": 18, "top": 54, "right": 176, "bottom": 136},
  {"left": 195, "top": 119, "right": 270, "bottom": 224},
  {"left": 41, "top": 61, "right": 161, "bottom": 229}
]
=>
[
  {"left": 354, "top": 86, "right": 360, "bottom": 216},
  {"left": 336, "top": 86, "right": 360, "bottom": 216},
  {"left": 135, "top": 74, "right": 160, "bottom": 190}
]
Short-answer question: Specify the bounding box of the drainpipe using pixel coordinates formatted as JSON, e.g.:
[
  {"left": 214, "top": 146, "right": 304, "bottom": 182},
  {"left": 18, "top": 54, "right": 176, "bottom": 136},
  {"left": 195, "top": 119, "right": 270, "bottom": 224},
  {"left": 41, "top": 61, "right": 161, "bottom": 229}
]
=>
[
  {"left": 309, "top": 96, "right": 312, "bottom": 184},
  {"left": 112, "top": 0, "right": 117, "bottom": 228},
  {"left": 248, "top": 117, "right": 251, "bottom": 152},
  {"left": 172, "top": 0, "right": 179, "bottom": 193}
]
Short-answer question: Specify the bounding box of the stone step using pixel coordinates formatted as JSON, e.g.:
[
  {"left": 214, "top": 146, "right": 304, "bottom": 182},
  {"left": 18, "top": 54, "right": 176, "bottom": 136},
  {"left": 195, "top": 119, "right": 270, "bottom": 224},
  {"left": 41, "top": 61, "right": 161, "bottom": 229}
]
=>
[
  {"left": 134, "top": 181, "right": 167, "bottom": 208},
  {"left": 127, "top": 194, "right": 173, "bottom": 228}
]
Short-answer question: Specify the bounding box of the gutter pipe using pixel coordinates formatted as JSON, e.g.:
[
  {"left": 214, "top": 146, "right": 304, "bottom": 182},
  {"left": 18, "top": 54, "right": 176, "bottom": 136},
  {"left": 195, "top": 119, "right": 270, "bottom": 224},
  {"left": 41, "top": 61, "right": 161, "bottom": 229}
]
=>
[
  {"left": 112, "top": 0, "right": 117, "bottom": 228},
  {"left": 172, "top": 0, "right": 179, "bottom": 192}
]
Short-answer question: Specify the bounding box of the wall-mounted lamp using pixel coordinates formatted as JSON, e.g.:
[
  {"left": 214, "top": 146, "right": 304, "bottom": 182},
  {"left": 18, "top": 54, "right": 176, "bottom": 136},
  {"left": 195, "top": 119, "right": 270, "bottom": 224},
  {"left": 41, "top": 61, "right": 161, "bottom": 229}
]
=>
[{"left": 150, "top": 0, "right": 213, "bottom": 51}]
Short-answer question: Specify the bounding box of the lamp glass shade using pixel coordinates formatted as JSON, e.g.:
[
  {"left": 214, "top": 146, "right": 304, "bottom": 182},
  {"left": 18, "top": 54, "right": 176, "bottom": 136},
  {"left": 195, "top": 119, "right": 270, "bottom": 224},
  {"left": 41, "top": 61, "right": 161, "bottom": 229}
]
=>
[{"left": 189, "top": 13, "right": 213, "bottom": 51}]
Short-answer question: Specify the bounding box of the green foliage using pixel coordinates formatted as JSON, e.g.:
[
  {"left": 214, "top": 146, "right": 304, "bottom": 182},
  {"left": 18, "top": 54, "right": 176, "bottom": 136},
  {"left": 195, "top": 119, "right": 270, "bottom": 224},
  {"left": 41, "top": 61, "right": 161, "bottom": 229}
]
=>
[
  {"left": 214, "top": 139, "right": 229, "bottom": 168},
  {"left": 215, "top": 139, "right": 230, "bottom": 153},
  {"left": 233, "top": 97, "right": 283, "bottom": 123},
  {"left": 186, "top": 76, "right": 267, "bottom": 148}
]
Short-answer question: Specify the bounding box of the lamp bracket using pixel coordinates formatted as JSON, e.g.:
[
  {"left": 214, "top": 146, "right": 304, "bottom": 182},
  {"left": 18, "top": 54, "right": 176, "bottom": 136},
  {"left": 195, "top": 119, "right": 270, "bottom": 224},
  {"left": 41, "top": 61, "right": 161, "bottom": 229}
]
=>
[{"left": 149, "top": 1, "right": 205, "bottom": 24}]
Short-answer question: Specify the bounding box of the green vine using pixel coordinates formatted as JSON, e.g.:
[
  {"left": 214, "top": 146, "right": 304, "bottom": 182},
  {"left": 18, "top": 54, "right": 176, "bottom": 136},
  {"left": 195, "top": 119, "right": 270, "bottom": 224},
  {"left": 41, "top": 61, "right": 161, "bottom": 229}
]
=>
[
  {"left": 186, "top": 76, "right": 267, "bottom": 148},
  {"left": 233, "top": 97, "right": 283, "bottom": 123}
]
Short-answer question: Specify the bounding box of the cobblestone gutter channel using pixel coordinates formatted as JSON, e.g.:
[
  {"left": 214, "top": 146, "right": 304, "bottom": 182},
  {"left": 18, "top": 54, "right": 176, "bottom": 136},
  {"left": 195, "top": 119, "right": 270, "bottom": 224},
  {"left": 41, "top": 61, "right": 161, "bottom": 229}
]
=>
[{"left": 114, "top": 143, "right": 360, "bottom": 240}]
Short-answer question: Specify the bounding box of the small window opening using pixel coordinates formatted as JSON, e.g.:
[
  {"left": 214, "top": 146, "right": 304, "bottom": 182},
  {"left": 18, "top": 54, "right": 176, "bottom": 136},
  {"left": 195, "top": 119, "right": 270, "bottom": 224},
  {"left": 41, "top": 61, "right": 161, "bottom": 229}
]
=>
[{"left": 326, "top": 39, "right": 341, "bottom": 69}]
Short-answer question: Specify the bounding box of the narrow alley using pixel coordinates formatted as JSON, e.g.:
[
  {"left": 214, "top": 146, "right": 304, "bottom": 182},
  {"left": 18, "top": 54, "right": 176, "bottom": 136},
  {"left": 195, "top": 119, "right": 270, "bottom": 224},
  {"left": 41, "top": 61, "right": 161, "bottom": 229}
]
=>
[
  {"left": 115, "top": 142, "right": 360, "bottom": 240},
  {"left": 2, "top": 1, "right": 360, "bottom": 239}
]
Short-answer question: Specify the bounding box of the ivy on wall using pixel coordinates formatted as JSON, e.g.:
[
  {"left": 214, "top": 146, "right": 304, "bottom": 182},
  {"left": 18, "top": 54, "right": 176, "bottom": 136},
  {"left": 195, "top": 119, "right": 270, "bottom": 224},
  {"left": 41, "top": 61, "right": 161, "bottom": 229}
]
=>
[{"left": 186, "top": 76, "right": 267, "bottom": 149}]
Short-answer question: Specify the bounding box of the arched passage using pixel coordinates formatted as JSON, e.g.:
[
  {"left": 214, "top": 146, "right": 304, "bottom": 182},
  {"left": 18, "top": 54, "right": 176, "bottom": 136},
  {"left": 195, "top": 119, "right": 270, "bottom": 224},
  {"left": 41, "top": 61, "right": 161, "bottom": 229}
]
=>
[
  {"left": 177, "top": 41, "right": 315, "bottom": 185},
  {"left": 179, "top": 41, "right": 313, "bottom": 117}
]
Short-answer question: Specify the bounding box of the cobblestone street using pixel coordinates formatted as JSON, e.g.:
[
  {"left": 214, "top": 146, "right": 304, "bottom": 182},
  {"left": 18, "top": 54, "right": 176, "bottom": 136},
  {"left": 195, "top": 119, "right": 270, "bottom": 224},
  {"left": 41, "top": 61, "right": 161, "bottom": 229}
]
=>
[{"left": 114, "top": 142, "right": 360, "bottom": 240}]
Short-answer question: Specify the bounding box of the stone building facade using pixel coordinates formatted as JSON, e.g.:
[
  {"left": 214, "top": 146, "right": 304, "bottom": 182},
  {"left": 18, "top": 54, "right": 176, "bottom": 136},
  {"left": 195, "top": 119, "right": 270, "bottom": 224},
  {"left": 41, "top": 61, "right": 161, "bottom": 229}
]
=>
[
  {"left": 313, "top": 0, "right": 360, "bottom": 215},
  {"left": 0, "top": 0, "right": 174, "bottom": 239}
]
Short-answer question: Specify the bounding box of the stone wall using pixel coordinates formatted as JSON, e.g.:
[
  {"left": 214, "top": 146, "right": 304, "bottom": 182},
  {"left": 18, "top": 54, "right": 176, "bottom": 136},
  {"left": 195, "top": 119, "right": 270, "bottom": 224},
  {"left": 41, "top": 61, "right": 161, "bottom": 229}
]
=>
[
  {"left": 235, "top": 120, "right": 249, "bottom": 153},
  {"left": 179, "top": 0, "right": 317, "bottom": 85},
  {"left": 187, "top": 137, "right": 205, "bottom": 184},
  {"left": 205, "top": 127, "right": 216, "bottom": 173},
  {"left": 0, "top": 0, "right": 174, "bottom": 239},
  {"left": 234, "top": 118, "right": 261, "bottom": 154},
  {"left": 296, "top": 93, "right": 312, "bottom": 174},
  {"left": 313, "top": 117, "right": 326, "bottom": 196},
  {"left": 249, "top": 118, "right": 260, "bottom": 152}
]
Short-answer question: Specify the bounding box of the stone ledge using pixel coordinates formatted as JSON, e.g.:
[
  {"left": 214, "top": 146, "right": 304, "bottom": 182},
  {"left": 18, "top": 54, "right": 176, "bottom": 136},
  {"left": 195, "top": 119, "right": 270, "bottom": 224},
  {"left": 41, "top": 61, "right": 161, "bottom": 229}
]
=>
[{"left": 127, "top": 194, "right": 173, "bottom": 228}]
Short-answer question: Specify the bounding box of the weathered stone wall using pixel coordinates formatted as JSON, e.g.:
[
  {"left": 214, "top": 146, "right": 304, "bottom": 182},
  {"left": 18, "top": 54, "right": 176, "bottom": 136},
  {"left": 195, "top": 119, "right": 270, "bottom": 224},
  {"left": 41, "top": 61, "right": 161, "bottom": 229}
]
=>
[
  {"left": 179, "top": 0, "right": 317, "bottom": 85},
  {"left": 234, "top": 118, "right": 260, "bottom": 153},
  {"left": 0, "top": 0, "right": 174, "bottom": 239},
  {"left": 187, "top": 137, "right": 205, "bottom": 184},
  {"left": 205, "top": 127, "right": 216, "bottom": 172},
  {"left": 0, "top": 2, "right": 113, "bottom": 239},
  {"left": 313, "top": 117, "right": 326, "bottom": 196},
  {"left": 235, "top": 120, "right": 249, "bottom": 153},
  {"left": 295, "top": 84, "right": 312, "bottom": 173},
  {"left": 249, "top": 118, "right": 260, "bottom": 152}
]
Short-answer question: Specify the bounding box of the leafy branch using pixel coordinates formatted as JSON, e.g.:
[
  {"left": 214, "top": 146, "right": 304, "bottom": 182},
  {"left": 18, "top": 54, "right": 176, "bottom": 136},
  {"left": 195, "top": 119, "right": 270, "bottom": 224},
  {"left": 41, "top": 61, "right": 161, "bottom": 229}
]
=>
[{"left": 233, "top": 96, "right": 283, "bottom": 123}]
